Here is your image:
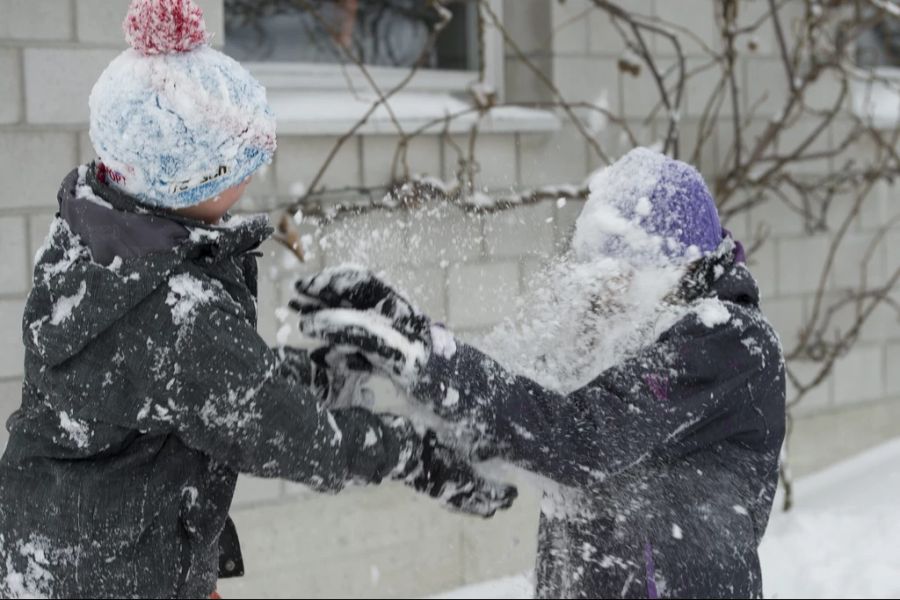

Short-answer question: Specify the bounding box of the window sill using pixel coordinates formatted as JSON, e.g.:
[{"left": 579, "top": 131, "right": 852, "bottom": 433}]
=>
[
  {"left": 850, "top": 66, "right": 900, "bottom": 129},
  {"left": 267, "top": 89, "right": 561, "bottom": 136}
]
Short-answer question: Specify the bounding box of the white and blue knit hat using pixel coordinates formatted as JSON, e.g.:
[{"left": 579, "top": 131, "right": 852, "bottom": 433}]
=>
[{"left": 89, "top": 0, "right": 277, "bottom": 209}]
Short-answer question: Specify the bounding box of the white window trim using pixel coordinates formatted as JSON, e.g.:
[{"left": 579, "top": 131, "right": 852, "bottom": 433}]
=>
[{"left": 239, "top": 0, "right": 560, "bottom": 136}]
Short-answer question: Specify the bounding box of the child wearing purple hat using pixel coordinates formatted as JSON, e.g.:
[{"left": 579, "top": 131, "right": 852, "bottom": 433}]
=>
[{"left": 293, "top": 147, "right": 786, "bottom": 599}]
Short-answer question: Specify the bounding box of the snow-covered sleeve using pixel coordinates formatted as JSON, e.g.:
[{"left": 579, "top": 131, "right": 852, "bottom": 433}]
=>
[
  {"left": 414, "top": 305, "right": 785, "bottom": 489},
  {"left": 162, "top": 302, "right": 409, "bottom": 492}
]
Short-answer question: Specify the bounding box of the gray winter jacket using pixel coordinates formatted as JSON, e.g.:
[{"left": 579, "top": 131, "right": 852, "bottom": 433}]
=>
[{"left": 0, "top": 165, "right": 409, "bottom": 599}]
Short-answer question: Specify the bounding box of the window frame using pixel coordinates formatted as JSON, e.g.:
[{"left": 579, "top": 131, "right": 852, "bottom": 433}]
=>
[{"left": 231, "top": 0, "right": 506, "bottom": 99}]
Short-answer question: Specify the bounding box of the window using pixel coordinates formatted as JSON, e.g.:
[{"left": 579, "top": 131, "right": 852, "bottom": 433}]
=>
[
  {"left": 856, "top": 14, "right": 900, "bottom": 68},
  {"left": 220, "top": 1, "right": 559, "bottom": 136},
  {"left": 852, "top": 14, "right": 900, "bottom": 129},
  {"left": 224, "top": 0, "right": 481, "bottom": 71}
]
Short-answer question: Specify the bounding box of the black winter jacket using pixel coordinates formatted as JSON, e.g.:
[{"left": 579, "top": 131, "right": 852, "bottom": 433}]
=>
[
  {"left": 415, "top": 253, "right": 786, "bottom": 598},
  {"left": 0, "top": 165, "right": 409, "bottom": 599}
]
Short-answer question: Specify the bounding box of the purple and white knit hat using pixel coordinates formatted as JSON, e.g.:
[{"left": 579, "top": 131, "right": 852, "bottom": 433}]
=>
[{"left": 573, "top": 147, "right": 723, "bottom": 265}]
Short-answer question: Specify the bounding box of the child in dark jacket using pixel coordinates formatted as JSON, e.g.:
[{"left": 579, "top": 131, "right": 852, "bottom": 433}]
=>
[
  {"left": 0, "top": 2, "right": 514, "bottom": 598},
  {"left": 292, "top": 148, "right": 787, "bottom": 599}
]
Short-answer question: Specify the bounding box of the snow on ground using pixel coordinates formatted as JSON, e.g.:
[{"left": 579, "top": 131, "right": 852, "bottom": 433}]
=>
[{"left": 433, "top": 438, "right": 900, "bottom": 599}]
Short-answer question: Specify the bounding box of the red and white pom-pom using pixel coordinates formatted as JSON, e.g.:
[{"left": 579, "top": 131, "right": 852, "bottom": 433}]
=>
[{"left": 123, "top": 0, "right": 209, "bottom": 56}]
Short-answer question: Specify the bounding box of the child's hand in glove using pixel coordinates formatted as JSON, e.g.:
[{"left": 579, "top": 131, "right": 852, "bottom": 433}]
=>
[
  {"left": 383, "top": 416, "right": 517, "bottom": 518},
  {"left": 291, "top": 267, "right": 439, "bottom": 388}
]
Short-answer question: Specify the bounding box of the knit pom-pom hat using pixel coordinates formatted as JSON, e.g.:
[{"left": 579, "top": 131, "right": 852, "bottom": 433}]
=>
[{"left": 89, "top": 0, "right": 277, "bottom": 208}]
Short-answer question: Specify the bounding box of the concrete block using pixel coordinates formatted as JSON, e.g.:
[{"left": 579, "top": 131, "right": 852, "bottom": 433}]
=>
[
  {"left": 235, "top": 164, "right": 279, "bottom": 213},
  {"left": 0, "top": 131, "right": 77, "bottom": 210},
  {"left": 484, "top": 201, "right": 555, "bottom": 258},
  {"left": 24, "top": 48, "right": 121, "bottom": 124},
  {"left": 552, "top": 55, "right": 620, "bottom": 114},
  {"left": 776, "top": 236, "right": 832, "bottom": 295},
  {"left": 619, "top": 56, "right": 680, "bottom": 119},
  {"left": 857, "top": 298, "right": 900, "bottom": 344},
  {"left": 859, "top": 179, "right": 900, "bottom": 232},
  {"left": 887, "top": 343, "right": 900, "bottom": 397},
  {"left": 743, "top": 58, "right": 790, "bottom": 119},
  {"left": 75, "top": 0, "right": 132, "bottom": 45},
  {"left": 785, "top": 359, "right": 832, "bottom": 417},
  {"left": 773, "top": 113, "right": 833, "bottom": 175},
  {"left": 361, "top": 135, "right": 443, "bottom": 187},
  {"left": 760, "top": 296, "right": 804, "bottom": 353},
  {"left": 504, "top": 55, "right": 554, "bottom": 104},
  {"left": 829, "top": 118, "right": 879, "bottom": 175},
  {"left": 551, "top": 0, "right": 590, "bottom": 55},
  {"left": 0, "top": 48, "right": 22, "bottom": 124},
  {"left": 655, "top": 0, "right": 719, "bottom": 55},
  {"left": 231, "top": 475, "right": 283, "bottom": 509},
  {"left": 320, "top": 210, "right": 408, "bottom": 270},
  {"left": 588, "top": 0, "right": 654, "bottom": 56},
  {"left": 749, "top": 196, "right": 811, "bottom": 238},
  {"left": 0, "top": 0, "right": 73, "bottom": 41},
  {"left": 833, "top": 344, "right": 884, "bottom": 406},
  {"left": 76, "top": 0, "right": 224, "bottom": 46},
  {"left": 832, "top": 233, "right": 887, "bottom": 291},
  {"left": 0, "top": 298, "right": 25, "bottom": 379},
  {"left": 517, "top": 125, "right": 589, "bottom": 188},
  {"left": 0, "top": 216, "right": 28, "bottom": 296},
  {"left": 788, "top": 399, "right": 900, "bottom": 477},
  {"left": 733, "top": 0, "right": 778, "bottom": 56},
  {"left": 220, "top": 485, "right": 468, "bottom": 598},
  {"left": 379, "top": 263, "right": 448, "bottom": 323},
  {"left": 442, "top": 133, "right": 518, "bottom": 190},
  {"left": 521, "top": 256, "right": 552, "bottom": 293},
  {"left": 276, "top": 136, "right": 362, "bottom": 195},
  {"left": 29, "top": 212, "right": 57, "bottom": 268},
  {"left": 676, "top": 117, "right": 724, "bottom": 179},
  {"left": 506, "top": 0, "right": 554, "bottom": 55},
  {"left": 803, "top": 69, "right": 849, "bottom": 113},
  {"left": 448, "top": 261, "right": 520, "bottom": 329},
  {"left": 405, "top": 203, "right": 484, "bottom": 265},
  {"left": 78, "top": 130, "right": 96, "bottom": 165},
  {"left": 746, "top": 240, "right": 777, "bottom": 299}
]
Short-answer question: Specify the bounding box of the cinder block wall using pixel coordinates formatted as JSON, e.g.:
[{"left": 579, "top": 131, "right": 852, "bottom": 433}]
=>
[{"left": 1, "top": 1, "right": 898, "bottom": 597}]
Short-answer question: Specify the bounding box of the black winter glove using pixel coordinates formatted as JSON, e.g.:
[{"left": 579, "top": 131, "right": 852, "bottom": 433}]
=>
[
  {"left": 291, "top": 267, "right": 436, "bottom": 388},
  {"left": 381, "top": 416, "right": 518, "bottom": 518}
]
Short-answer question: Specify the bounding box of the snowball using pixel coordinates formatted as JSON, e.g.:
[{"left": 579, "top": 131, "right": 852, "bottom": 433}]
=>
[
  {"left": 431, "top": 324, "right": 457, "bottom": 359},
  {"left": 695, "top": 298, "right": 731, "bottom": 328},
  {"left": 442, "top": 387, "right": 460, "bottom": 408},
  {"left": 635, "top": 196, "right": 652, "bottom": 216}
]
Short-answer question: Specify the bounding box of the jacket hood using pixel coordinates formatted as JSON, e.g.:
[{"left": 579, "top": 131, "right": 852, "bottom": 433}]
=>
[{"left": 23, "top": 164, "right": 272, "bottom": 366}]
